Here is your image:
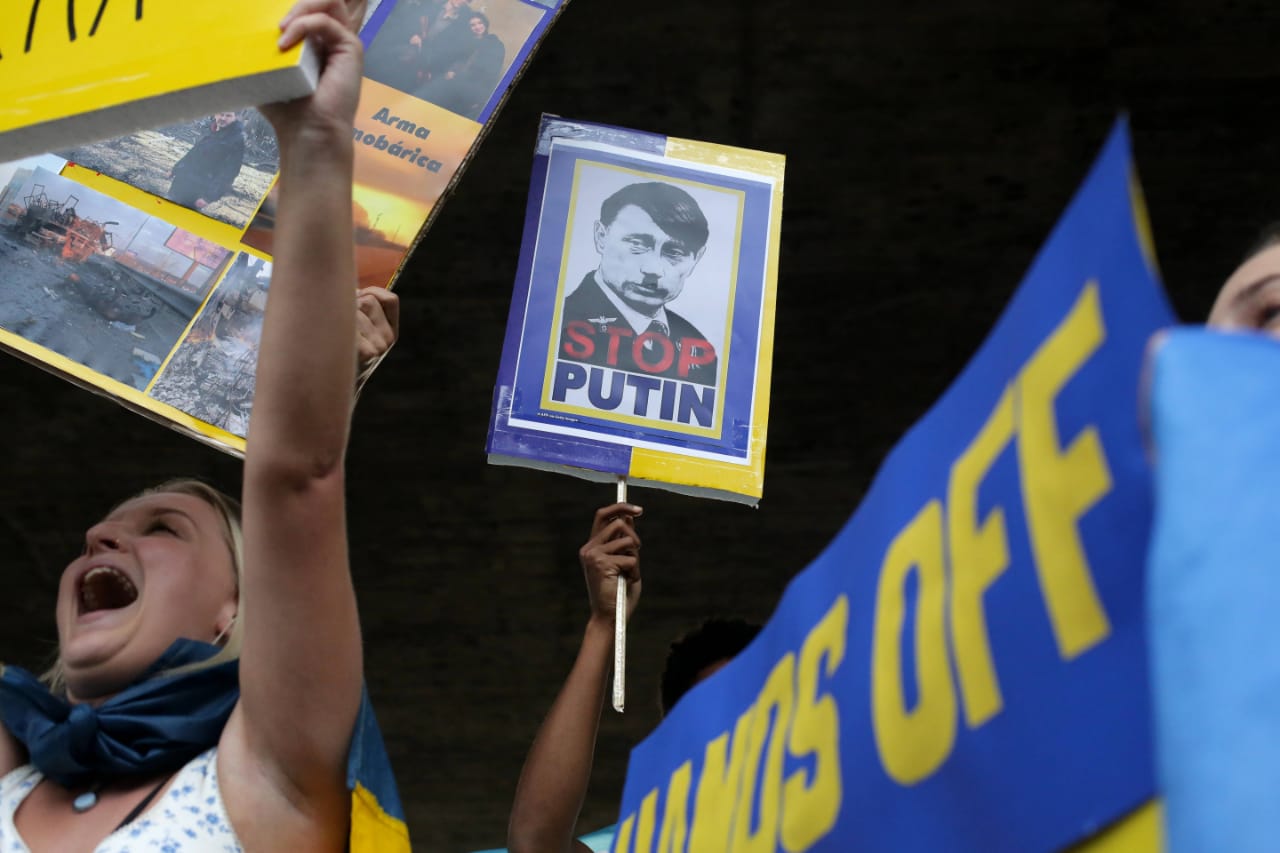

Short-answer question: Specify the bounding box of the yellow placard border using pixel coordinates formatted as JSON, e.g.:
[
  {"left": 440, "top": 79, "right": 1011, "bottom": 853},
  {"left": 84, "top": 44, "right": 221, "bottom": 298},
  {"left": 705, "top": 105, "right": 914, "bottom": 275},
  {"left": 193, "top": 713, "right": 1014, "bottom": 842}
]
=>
[
  {"left": 628, "top": 138, "right": 785, "bottom": 500},
  {"left": 0, "top": 323, "right": 244, "bottom": 453},
  {"left": 60, "top": 163, "right": 269, "bottom": 261}
]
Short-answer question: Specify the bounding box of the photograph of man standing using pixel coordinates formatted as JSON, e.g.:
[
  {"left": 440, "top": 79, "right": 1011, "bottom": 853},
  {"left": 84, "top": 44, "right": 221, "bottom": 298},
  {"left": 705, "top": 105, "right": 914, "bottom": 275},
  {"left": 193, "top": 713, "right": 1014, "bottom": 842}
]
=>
[
  {"left": 164, "top": 110, "right": 247, "bottom": 211},
  {"left": 559, "top": 181, "right": 718, "bottom": 386}
]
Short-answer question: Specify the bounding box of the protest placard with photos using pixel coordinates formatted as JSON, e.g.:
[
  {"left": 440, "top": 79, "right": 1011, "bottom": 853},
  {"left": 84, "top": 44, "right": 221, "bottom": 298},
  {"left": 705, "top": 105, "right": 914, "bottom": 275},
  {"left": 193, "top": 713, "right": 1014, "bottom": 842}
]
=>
[{"left": 0, "top": 0, "right": 569, "bottom": 454}]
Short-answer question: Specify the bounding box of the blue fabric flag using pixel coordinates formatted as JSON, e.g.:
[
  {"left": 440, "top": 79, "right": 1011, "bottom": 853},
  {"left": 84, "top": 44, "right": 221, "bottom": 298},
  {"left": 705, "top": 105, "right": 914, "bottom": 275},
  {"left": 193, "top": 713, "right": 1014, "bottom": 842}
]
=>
[
  {"left": 609, "top": 119, "right": 1174, "bottom": 853},
  {"left": 347, "top": 687, "right": 411, "bottom": 852},
  {"left": 1147, "top": 329, "right": 1280, "bottom": 853}
]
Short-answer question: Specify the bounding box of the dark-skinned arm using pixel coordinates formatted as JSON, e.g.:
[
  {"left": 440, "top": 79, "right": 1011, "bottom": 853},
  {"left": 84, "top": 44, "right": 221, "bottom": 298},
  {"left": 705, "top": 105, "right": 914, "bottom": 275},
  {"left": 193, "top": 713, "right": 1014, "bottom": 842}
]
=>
[{"left": 507, "top": 503, "right": 643, "bottom": 853}]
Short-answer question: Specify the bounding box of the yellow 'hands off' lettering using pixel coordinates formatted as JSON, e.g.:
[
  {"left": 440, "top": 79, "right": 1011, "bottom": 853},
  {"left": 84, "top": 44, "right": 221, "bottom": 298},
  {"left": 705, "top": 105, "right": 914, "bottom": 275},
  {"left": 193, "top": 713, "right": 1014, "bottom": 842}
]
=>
[
  {"left": 1017, "top": 282, "right": 1112, "bottom": 659},
  {"left": 687, "top": 705, "right": 755, "bottom": 849},
  {"left": 872, "top": 500, "right": 958, "bottom": 784},
  {"left": 871, "top": 281, "right": 1113, "bottom": 785},
  {"left": 949, "top": 384, "right": 1016, "bottom": 728},
  {"left": 656, "top": 762, "right": 692, "bottom": 853},
  {"left": 781, "top": 595, "right": 846, "bottom": 851},
  {"left": 619, "top": 283, "right": 1112, "bottom": 843},
  {"left": 615, "top": 596, "right": 848, "bottom": 852},
  {"left": 732, "top": 656, "right": 796, "bottom": 852}
]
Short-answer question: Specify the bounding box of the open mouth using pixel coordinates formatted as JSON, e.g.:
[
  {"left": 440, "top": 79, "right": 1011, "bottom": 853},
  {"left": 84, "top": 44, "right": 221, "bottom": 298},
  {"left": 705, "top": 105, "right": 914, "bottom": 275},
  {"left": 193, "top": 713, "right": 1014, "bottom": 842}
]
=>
[{"left": 78, "top": 566, "right": 138, "bottom": 615}]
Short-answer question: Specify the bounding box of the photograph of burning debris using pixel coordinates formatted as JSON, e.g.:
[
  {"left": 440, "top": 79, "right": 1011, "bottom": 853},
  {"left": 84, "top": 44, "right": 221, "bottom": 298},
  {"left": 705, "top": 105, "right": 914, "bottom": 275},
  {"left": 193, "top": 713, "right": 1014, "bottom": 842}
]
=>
[
  {"left": 57, "top": 110, "right": 280, "bottom": 230},
  {"left": 148, "top": 254, "right": 270, "bottom": 439},
  {"left": 0, "top": 159, "right": 230, "bottom": 391}
]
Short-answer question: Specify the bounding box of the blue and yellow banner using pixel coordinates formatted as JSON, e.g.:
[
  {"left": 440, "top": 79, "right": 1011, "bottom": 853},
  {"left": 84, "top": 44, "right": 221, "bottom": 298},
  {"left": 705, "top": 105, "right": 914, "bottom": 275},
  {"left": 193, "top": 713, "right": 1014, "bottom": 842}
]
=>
[
  {"left": 348, "top": 689, "right": 412, "bottom": 852},
  {"left": 611, "top": 121, "right": 1174, "bottom": 852}
]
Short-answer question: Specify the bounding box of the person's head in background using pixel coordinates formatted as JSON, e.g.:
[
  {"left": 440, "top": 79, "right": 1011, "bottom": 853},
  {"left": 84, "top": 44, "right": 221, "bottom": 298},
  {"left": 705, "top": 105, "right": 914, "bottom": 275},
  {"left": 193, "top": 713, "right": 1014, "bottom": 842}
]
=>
[
  {"left": 211, "top": 111, "right": 240, "bottom": 132},
  {"left": 658, "top": 617, "right": 761, "bottom": 717},
  {"left": 1207, "top": 223, "right": 1280, "bottom": 334}
]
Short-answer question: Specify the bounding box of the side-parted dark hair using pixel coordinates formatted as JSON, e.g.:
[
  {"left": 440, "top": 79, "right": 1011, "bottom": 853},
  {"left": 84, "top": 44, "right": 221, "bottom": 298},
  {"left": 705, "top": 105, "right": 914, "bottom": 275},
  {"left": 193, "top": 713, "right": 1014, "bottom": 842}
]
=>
[
  {"left": 659, "top": 617, "right": 761, "bottom": 716},
  {"left": 600, "top": 182, "right": 710, "bottom": 256},
  {"left": 469, "top": 11, "right": 490, "bottom": 31}
]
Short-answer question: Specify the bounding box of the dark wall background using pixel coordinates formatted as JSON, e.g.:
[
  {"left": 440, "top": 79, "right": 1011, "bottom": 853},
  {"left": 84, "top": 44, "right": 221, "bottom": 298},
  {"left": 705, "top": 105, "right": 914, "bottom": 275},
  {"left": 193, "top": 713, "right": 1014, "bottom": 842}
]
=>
[{"left": 2, "top": 0, "right": 1278, "bottom": 849}]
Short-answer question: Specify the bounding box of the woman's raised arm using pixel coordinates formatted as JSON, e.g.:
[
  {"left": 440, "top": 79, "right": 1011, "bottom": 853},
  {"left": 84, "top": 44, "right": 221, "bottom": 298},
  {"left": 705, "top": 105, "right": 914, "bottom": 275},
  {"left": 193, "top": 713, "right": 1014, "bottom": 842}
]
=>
[{"left": 220, "top": 0, "right": 367, "bottom": 836}]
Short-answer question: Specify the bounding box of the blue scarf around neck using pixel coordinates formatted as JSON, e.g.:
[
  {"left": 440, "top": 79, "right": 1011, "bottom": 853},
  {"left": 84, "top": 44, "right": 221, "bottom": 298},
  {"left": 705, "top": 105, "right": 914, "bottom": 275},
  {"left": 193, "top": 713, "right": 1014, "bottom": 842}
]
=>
[{"left": 0, "top": 638, "right": 238, "bottom": 787}]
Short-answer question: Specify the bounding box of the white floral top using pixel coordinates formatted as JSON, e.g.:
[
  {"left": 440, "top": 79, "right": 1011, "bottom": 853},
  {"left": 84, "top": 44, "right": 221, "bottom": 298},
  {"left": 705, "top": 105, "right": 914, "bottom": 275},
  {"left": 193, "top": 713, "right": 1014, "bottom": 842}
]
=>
[{"left": 0, "top": 748, "right": 244, "bottom": 852}]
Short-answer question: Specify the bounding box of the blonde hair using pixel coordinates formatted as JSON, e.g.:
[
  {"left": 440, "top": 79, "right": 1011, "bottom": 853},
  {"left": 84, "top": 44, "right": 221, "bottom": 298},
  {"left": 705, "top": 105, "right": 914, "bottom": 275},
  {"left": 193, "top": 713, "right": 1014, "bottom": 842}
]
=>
[{"left": 42, "top": 478, "right": 245, "bottom": 695}]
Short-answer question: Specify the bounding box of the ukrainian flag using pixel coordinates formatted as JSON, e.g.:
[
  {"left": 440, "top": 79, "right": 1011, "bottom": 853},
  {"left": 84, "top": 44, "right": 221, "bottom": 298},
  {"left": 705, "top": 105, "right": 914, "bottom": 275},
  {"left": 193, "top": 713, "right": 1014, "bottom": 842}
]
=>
[{"left": 348, "top": 689, "right": 411, "bottom": 852}]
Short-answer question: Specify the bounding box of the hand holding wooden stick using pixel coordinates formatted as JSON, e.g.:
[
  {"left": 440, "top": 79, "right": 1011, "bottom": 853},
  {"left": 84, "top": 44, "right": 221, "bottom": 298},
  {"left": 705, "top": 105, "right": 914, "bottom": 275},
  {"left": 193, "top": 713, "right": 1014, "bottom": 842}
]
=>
[
  {"left": 577, "top": 486, "right": 641, "bottom": 714},
  {"left": 613, "top": 478, "right": 628, "bottom": 712}
]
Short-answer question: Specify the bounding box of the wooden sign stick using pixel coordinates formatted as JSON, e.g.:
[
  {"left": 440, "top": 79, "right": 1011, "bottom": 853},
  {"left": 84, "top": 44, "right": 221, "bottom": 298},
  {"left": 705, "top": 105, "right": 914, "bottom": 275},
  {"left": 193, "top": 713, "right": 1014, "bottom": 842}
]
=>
[{"left": 613, "top": 476, "right": 627, "bottom": 713}]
